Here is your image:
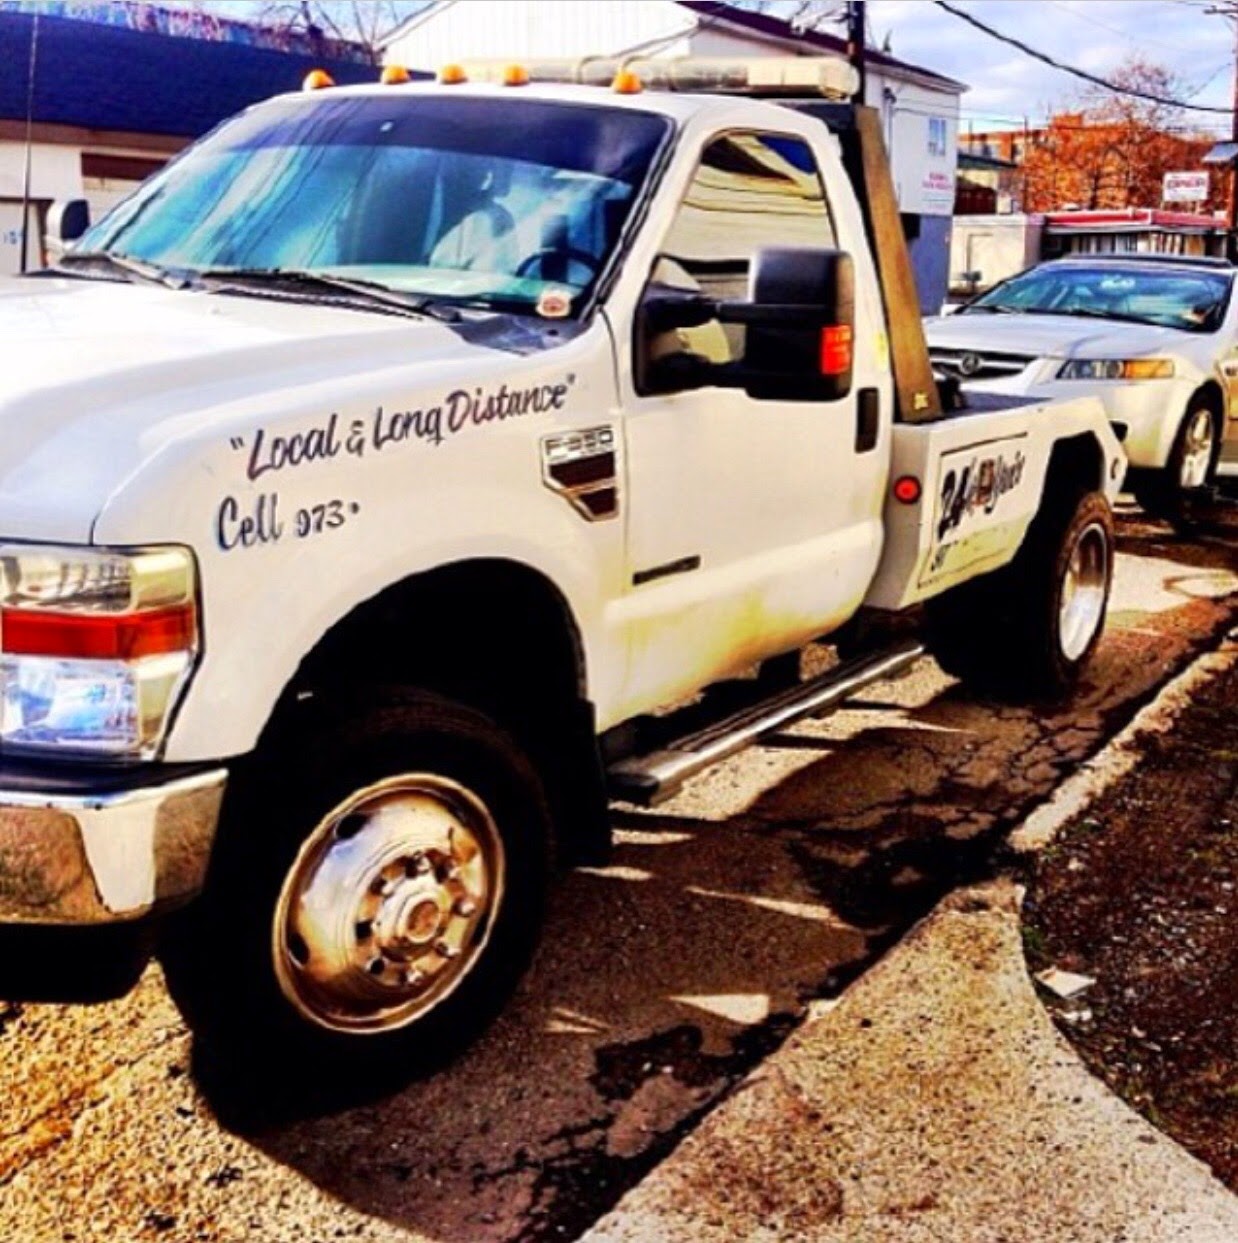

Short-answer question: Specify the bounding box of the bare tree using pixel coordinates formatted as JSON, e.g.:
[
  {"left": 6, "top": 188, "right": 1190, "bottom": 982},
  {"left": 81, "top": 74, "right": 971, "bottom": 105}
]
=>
[{"left": 257, "top": 1, "right": 427, "bottom": 62}]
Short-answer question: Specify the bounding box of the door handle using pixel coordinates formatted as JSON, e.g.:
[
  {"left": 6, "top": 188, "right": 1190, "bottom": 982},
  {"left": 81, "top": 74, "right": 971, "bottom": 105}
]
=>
[{"left": 856, "top": 387, "right": 880, "bottom": 453}]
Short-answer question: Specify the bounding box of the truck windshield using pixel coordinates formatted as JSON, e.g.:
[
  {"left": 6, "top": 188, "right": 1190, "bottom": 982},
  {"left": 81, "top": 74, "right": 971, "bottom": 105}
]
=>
[
  {"left": 75, "top": 94, "right": 671, "bottom": 316},
  {"left": 964, "top": 264, "right": 1233, "bottom": 334}
]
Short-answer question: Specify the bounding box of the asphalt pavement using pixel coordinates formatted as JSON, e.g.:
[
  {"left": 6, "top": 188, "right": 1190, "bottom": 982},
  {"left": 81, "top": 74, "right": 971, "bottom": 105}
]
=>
[{"left": 0, "top": 503, "right": 1234, "bottom": 1243}]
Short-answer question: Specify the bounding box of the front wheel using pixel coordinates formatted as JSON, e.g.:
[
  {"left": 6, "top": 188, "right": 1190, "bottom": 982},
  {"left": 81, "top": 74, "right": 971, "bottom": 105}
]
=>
[
  {"left": 926, "top": 490, "right": 1114, "bottom": 700},
  {"left": 1132, "top": 397, "right": 1219, "bottom": 530},
  {"left": 161, "top": 689, "right": 552, "bottom": 1102}
]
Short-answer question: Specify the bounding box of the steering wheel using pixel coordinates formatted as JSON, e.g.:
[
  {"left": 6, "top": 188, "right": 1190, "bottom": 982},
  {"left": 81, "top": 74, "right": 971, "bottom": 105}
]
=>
[{"left": 515, "top": 248, "right": 599, "bottom": 280}]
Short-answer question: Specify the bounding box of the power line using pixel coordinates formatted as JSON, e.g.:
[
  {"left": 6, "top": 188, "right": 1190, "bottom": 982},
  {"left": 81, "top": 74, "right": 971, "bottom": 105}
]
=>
[
  {"left": 933, "top": 0, "right": 1234, "bottom": 115},
  {"left": 1046, "top": 0, "right": 1202, "bottom": 56}
]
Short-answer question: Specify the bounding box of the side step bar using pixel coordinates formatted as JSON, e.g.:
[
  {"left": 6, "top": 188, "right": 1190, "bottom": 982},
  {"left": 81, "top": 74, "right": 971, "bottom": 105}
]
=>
[{"left": 606, "top": 639, "right": 926, "bottom": 807}]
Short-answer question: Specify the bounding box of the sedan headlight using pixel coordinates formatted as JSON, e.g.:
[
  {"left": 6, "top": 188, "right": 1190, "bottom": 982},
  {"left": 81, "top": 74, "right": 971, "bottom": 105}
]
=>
[
  {"left": 0, "top": 545, "right": 198, "bottom": 758},
  {"left": 1057, "top": 358, "right": 1175, "bottom": 381}
]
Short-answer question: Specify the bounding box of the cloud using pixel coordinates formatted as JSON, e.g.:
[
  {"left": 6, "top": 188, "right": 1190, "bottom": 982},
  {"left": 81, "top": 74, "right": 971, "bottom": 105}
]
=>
[{"left": 864, "top": 0, "right": 1229, "bottom": 127}]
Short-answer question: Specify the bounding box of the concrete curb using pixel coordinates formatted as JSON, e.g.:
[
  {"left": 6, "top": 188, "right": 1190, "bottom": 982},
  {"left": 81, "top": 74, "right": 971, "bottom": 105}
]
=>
[
  {"left": 582, "top": 635, "right": 1238, "bottom": 1243},
  {"left": 583, "top": 880, "right": 1238, "bottom": 1243},
  {"left": 1011, "top": 630, "right": 1238, "bottom": 854}
]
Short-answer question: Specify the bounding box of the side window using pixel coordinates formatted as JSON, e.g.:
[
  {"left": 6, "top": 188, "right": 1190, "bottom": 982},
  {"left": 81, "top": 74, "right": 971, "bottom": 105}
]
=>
[{"left": 650, "top": 131, "right": 835, "bottom": 365}]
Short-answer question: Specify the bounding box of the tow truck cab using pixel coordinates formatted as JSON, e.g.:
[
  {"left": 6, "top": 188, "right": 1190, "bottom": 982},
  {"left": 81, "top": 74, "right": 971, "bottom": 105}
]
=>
[{"left": 0, "top": 58, "right": 1121, "bottom": 1085}]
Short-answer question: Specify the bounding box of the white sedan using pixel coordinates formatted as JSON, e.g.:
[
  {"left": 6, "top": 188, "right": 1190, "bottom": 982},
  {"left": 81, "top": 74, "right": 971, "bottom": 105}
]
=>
[{"left": 925, "top": 256, "right": 1237, "bottom": 524}]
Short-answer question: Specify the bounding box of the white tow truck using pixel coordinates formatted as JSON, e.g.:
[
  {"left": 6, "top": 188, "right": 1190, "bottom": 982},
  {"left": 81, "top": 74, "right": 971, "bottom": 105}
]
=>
[{"left": 0, "top": 56, "right": 1124, "bottom": 1086}]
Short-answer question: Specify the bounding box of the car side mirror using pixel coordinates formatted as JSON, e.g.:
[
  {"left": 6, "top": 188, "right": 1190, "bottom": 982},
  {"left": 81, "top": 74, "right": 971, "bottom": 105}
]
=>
[
  {"left": 47, "top": 199, "right": 91, "bottom": 246},
  {"left": 635, "top": 247, "right": 855, "bottom": 402},
  {"left": 737, "top": 247, "right": 855, "bottom": 402}
]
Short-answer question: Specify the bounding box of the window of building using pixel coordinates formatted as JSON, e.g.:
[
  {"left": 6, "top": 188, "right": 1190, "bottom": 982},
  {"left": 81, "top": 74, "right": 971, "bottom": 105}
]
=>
[{"left": 927, "top": 116, "right": 949, "bottom": 158}]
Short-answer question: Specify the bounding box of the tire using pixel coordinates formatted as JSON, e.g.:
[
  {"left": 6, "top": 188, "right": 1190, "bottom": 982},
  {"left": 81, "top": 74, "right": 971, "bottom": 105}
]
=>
[
  {"left": 161, "top": 688, "right": 552, "bottom": 1104},
  {"left": 1132, "top": 394, "right": 1220, "bottom": 531},
  {"left": 926, "top": 490, "right": 1114, "bottom": 700}
]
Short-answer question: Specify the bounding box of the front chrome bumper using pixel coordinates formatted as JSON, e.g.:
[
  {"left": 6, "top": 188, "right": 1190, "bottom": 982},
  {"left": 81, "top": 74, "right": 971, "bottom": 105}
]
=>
[{"left": 0, "top": 768, "right": 226, "bottom": 924}]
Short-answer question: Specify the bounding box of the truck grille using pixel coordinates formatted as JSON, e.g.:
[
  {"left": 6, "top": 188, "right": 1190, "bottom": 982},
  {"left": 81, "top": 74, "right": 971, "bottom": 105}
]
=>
[{"left": 929, "top": 348, "right": 1036, "bottom": 381}]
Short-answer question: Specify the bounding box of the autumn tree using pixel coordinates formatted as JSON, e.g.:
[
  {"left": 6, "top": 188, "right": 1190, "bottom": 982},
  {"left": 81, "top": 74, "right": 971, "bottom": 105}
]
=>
[{"left": 1021, "top": 57, "right": 1226, "bottom": 213}]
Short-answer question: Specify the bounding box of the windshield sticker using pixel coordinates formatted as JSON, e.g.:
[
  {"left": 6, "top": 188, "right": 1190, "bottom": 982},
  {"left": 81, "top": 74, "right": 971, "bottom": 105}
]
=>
[
  {"left": 536, "top": 288, "right": 573, "bottom": 319},
  {"left": 214, "top": 374, "right": 576, "bottom": 552}
]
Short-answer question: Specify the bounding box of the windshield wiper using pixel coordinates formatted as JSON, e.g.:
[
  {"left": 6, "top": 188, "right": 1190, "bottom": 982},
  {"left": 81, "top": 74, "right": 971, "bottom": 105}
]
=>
[
  {"left": 964, "top": 303, "right": 1022, "bottom": 315},
  {"left": 1031, "top": 306, "right": 1153, "bottom": 326},
  {"left": 197, "top": 268, "right": 461, "bottom": 322},
  {"left": 54, "top": 250, "right": 189, "bottom": 289}
]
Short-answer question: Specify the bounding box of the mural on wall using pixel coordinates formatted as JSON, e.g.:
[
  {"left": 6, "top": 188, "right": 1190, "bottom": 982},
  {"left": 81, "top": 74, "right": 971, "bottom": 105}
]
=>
[{"left": 0, "top": 0, "right": 371, "bottom": 61}]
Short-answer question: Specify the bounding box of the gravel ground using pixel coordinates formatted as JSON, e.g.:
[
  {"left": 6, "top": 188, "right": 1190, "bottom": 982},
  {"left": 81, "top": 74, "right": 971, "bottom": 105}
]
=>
[
  {"left": 1024, "top": 632, "right": 1238, "bottom": 1191},
  {"left": 0, "top": 501, "right": 1234, "bottom": 1242}
]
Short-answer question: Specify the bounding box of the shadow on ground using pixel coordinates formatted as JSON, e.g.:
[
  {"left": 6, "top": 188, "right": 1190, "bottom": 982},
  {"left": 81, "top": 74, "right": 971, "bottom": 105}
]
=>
[{"left": 191, "top": 508, "right": 1238, "bottom": 1243}]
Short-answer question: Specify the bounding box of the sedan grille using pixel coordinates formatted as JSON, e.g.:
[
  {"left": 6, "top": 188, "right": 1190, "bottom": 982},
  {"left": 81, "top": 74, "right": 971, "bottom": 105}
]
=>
[{"left": 929, "top": 348, "right": 1036, "bottom": 380}]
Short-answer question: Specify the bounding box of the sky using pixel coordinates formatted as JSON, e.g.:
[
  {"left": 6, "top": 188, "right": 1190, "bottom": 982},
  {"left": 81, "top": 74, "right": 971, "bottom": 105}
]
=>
[
  {"left": 176, "top": 0, "right": 1235, "bottom": 135},
  {"left": 862, "top": 0, "right": 1234, "bottom": 134}
]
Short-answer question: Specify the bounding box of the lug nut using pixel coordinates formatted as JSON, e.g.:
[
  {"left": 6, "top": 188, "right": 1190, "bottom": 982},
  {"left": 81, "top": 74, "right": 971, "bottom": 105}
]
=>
[
  {"left": 371, "top": 876, "right": 394, "bottom": 897},
  {"left": 454, "top": 898, "right": 477, "bottom": 918},
  {"left": 402, "top": 967, "right": 425, "bottom": 988},
  {"left": 406, "top": 852, "right": 432, "bottom": 876},
  {"left": 435, "top": 940, "right": 461, "bottom": 960}
]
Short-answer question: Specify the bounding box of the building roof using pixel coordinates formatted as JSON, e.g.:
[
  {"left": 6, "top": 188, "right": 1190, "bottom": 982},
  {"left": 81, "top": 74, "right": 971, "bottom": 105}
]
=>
[
  {"left": 959, "top": 151, "right": 1016, "bottom": 171},
  {"left": 381, "top": 1, "right": 967, "bottom": 95},
  {"left": 677, "top": 1, "right": 967, "bottom": 94},
  {"left": 0, "top": 8, "right": 389, "bottom": 139},
  {"left": 1044, "top": 209, "right": 1225, "bottom": 235}
]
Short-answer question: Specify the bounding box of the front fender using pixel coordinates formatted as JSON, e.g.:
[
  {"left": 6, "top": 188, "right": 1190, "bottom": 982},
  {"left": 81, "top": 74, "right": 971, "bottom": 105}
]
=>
[{"left": 92, "top": 333, "right": 626, "bottom": 762}]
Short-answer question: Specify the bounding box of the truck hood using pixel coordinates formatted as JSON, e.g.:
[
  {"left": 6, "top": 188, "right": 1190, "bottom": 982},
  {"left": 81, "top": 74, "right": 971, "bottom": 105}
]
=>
[
  {"left": 923, "top": 310, "right": 1191, "bottom": 360},
  {"left": 0, "top": 276, "right": 491, "bottom": 542}
]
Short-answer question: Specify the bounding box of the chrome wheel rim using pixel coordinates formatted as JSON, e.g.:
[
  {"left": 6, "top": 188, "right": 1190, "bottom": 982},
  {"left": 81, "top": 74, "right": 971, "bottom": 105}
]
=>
[
  {"left": 273, "top": 774, "right": 505, "bottom": 1034},
  {"left": 1058, "top": 520, "right": 1109, "bottom": 663},
  {"left": 1179, "top": 408, "right": 1215, "bottom": 491}
]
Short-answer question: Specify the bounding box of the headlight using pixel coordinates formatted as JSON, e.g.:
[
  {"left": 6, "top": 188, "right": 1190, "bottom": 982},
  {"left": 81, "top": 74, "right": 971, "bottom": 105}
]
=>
[
  {"left": 1057, "top": 358, "right": 1175, "bottom": 381},
  {"left": 0, "top": 545, "right": 198, "bottom": 758}
]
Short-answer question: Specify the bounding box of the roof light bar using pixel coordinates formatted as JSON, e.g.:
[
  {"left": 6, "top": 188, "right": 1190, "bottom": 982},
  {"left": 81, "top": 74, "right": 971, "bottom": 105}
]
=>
[{"left": 456, "top": 55, "right": 858, "bottom": 99}]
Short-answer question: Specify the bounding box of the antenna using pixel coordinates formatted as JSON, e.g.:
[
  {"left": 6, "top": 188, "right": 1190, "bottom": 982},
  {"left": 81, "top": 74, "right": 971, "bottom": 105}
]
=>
[{"left": 19, "top": 11, "right": 40, "bottom": 274}]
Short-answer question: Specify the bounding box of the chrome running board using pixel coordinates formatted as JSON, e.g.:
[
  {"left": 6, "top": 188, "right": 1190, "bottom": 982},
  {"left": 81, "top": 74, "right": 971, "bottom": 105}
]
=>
[{"left": 606, "top": 639, "right": 925, "bottom": 806}]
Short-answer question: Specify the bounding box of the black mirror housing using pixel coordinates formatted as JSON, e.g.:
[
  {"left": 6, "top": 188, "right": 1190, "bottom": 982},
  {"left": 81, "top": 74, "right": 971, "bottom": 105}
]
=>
[
  {"left": 635, "top": 247, "right": 855, "bottom": 401},
  {"left": 741, "top": 246, "right": 855, "bottom": 402},
  {"left": 48, "top": 199, "right": 91, "bottom": 245}
]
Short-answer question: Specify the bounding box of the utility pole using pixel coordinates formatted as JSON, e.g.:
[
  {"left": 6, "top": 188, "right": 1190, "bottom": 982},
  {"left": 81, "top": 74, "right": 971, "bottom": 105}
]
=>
[
  {"left": 18, "top": 11, "right": 38, "bottom": 275},
  {"left": 1230, "top": 11, "right": 1238, "bottom": 260},
  {"left": 846, "top": 0, "right": 866, "bottom": 105},
  {"left": 1206, "top": 2, "right": 1238, "bottom": 260}
]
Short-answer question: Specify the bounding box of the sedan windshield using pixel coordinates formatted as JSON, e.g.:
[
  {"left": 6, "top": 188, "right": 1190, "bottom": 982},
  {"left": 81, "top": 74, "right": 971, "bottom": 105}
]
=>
[
  {"left": 964, "top": 263, "right": 1233, "bottom": 333},
  {"left": 75, "top": 94, "right": 671, "bottom": 315}
]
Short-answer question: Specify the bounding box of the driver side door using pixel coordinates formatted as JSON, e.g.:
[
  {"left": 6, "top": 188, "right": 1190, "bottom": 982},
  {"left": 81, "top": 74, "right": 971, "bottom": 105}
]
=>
[{"left": 613, "top": 130, "right": 890, "bottom": 717}]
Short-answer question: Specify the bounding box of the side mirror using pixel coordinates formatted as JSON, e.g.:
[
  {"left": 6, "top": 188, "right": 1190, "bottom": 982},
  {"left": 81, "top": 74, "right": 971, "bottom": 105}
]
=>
[
  {"left": 739, "top": 247, "right": 855, "bottom": 402},
  {"left": 635, "top": 247, "right": 855, "bottom": 402},
  {"left": 47, "top": 199, "right": 91, "bottom": 245}
]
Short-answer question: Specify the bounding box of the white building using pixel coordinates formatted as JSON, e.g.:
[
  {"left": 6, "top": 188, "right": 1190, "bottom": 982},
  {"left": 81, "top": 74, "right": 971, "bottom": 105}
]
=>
[{"left": 383, "top": 0, "right": 967, "bottom": 310}]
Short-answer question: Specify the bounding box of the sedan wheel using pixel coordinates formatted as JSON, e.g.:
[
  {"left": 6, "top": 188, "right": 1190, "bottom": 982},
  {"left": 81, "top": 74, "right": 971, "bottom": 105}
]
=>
[{"left": 1178, "top": 406, "right": 1216, "bottom": 491}]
